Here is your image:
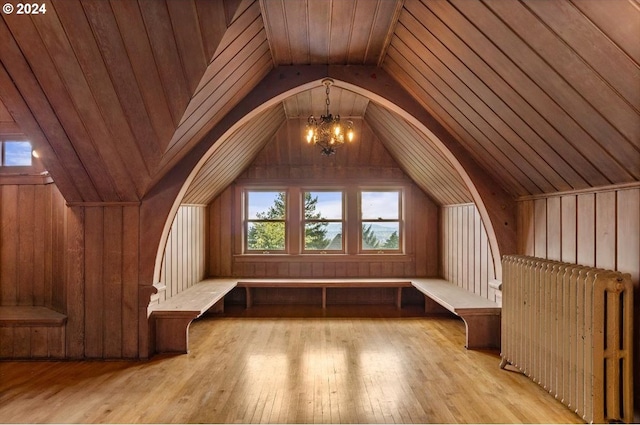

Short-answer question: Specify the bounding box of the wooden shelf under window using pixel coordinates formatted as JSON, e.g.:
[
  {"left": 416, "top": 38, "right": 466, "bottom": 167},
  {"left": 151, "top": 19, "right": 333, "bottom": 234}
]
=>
[{"left": 234, "top": 253, "right": 414, "bottom": 263}]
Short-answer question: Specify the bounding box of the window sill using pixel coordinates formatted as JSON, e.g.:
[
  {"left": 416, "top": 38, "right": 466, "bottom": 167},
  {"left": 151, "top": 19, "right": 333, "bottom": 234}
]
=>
[
  {"left": 0, "top": 172, "right": 53, "bottom": 185},
  {"left": 234, "top": 253, "right": 414, "bottom": 263}
]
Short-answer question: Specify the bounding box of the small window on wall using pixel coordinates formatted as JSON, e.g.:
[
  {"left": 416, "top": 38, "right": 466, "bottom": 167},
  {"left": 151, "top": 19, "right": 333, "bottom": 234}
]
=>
[
  {"left": 360, "top": 190, "right": 402, "bottom": 252},
  {"left": 245, "top": 190, "right": 287, "bottom": 252},
  {"left": 1, "top": 141, "right": 33, "bottom": 166},
  {"left": 303, "top": 191, "right": 344, "bottom": 252}
]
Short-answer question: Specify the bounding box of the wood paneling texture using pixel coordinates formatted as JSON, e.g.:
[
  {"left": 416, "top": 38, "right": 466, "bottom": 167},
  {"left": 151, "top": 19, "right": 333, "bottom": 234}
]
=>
[
  {"left": 261, "top": 0, "right": 403, "bottom": 65},
  {"left": 239, "top": 119, "right": 407, "bottom": 181},
  {"left": 183, "top": 104, "right": 286, "bottom": 205},
  {"left": 365, "top": 103, "right": 472, "bottom": 206},
  {"left": 0, "top": 324, "right": 66, "bottom": 359},
  {"left": 2, "top": 0, "right": 637, "bottom": 210},
  {"left": 159, "top": 205, "right": 207, "bottom": 301},
  {"left": 0, "top": 0, "right": 235, "bottom": 203},
  {"left": 517, "top": 186, "right": 640, "bottom": 415},
  {"left": 160, "top": 0, "right": 274, "bottom": 175},
  {"left": 441, "top": 204, "right": 496, "bottom": 301},
  {"left": 0, "top": 0, "right": 636, "bottom": 367},
  {"left": 207, "top": 121, "right": 439, "bottom": 284},
  {"left": 63, "top": 204, "right": 140, "bottom": 359},
  {"left": 0, "top": 184, "right": 66, "bottom": 309},
  {"left": 0, "top": 183, "right": 67, "bottom": 359},
  {"left": 184, "top": 113, "right": 468, "bottom": 208},
  {"left": 0, "top": 97, "right": 20, "bottom": 134},
  {"left": 517, "top": 188, "right": 639, "bottom": 279},
  {"left": 0, "top": 97, "right": 14, "bottom": 122},
  {"left": 385, "top": 0, "right": 640, "bottom": 197},
  {"left": 283, "top": 85, "right": 370, "bottom": 120}
]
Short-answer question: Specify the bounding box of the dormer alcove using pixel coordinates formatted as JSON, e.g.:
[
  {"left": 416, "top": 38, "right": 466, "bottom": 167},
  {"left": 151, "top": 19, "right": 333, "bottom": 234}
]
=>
[{"left": 157, "top": 105, "right": 498, "bottom": 307}]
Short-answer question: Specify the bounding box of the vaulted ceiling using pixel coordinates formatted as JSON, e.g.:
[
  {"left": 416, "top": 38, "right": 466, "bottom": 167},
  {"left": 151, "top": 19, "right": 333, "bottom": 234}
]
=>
[{"left": 0, "top": 0, "right": 638, "bottom": 206}]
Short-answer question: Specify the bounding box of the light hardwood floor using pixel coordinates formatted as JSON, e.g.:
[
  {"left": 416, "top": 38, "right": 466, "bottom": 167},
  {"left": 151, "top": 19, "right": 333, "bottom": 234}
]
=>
[{"left": 0, "top": 305, "right": 582, "bottom": 424}]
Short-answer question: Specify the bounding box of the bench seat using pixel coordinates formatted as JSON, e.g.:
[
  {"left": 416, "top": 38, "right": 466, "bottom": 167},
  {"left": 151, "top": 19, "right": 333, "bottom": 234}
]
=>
[
  {"left": 237, "top": 278, "right": 413, "bottom": 309},
  {"left": 0, "top": 306, "right": 67, "bottom": 359},
  {"left": 149, "top": 277, "right": 500, "bottom": 355},
  {"left": 411, "top": 278, "right": 501, "bottom": 349},
  {"left": 149, "top": 278, "right": 237, "bottom": 353},
  {"left": 0, "top": 306, "right": 67, "bottom": 326}
]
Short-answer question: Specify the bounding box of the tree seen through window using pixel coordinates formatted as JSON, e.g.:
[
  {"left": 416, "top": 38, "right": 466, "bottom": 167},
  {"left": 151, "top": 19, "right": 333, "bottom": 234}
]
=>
[
  {"left": 244, "top": 188, "right": 402, "bottom": 254},
  {"left": 360, "top": 190, "right": 401, "bottom": 251},
  {"left": 303, "top": 191, "right": 342, "bottom": 251},
  {"left": 246, "top": 191, "right": 337, "bottom": 251},
  {"left": 246, "top": 191, "right": 286, "bottom": 251}
]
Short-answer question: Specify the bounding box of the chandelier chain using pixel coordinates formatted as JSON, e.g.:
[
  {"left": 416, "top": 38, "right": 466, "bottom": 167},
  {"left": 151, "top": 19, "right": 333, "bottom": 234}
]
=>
[{"left": 325, "top": 83, "right": 330, "bottom": 116}]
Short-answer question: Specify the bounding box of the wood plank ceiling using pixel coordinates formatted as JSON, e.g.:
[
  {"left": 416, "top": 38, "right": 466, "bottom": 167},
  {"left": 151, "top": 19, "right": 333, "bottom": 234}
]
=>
[
  {"left": 386, "top": 0, "right": 639, "bottom": 197},
  {"left": 0, "top": 0, "right": 637, "bottom": 206},
  {"left": 0, "top": 98, "right": 20, "bottom": 135},
  {"left": 0, "top": 0, "right": 246, "bottom": 202}
]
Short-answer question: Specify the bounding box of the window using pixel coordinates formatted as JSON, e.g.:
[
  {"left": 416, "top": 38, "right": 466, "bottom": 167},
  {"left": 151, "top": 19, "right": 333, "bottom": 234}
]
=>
[
  {"left": 302, "top": 191, "right": 344, "bottom": 252},
  {"left": 240, "top": 185, "right": 405, "bottom": 256},
  {"left": 245, "top": 190, "right": 287, "bottom": 252},
  {"left": 1, "top": 140, "right": 33, "bottom": 166},
  {"left": 360, "top": 190, "right": 402, "bottom": 252}
]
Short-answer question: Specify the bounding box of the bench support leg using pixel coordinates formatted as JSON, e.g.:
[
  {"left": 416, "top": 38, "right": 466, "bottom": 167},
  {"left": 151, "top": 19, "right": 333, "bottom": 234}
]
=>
[
  {"left": 459, "top": 313, "right": 501, "bottom": 350},
  {"left": 245, "top": 287, "right": 252, "bottom": 309},
  {"left": 210, "top": 298, "right": 225, "bottom": 314},
  {"left": 153, "top": 313, "right": 198, "bottom": 354},
  {"left": 424, "top": 297, "right": 450, "bottom": 314}
]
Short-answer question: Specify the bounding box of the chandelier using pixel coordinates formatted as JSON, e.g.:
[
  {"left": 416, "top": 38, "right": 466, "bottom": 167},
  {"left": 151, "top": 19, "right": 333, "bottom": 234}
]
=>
[{"left": 305, "top": 79, "right": 354, "bottom": 155}]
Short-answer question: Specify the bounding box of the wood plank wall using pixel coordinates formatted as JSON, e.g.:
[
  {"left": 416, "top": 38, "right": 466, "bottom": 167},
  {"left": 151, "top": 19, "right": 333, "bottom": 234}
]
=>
[
  {"left": 441, "top": 203, "right": 497, "bottom": 301},
  {"left": 516, "top": 185, "right": 640, "bottom": 416},
  {"left": 206, "top": 123, "right": 440, "bottom": 287},
  {"left": 0, "top": 184, "right": 66, "bottom": 309},
  {"left": 158, "top": 205, "right": 207, "bottom": 302},
  {"left": 64, "top": 204, "right": 140, "bottom": 359},
  {"left": 0, "top": 320, "right": 66, "bottom": 359},
  {"left": 0, "top": 183, "right": 67, "bottom": 358},
  {"left": 517, "top": 187, "right": 639, "bottom": 277},
  {"left": 209, "top": 183, "right": 438, "bottom": 280}
]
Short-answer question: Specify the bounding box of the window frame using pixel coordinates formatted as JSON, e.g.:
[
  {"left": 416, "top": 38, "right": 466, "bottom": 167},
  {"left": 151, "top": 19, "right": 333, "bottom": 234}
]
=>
[
  {"left": 1, "top": 140, "right": 33, "bottom": 167},
  {"left": 0, "top": 138, "right": 37, "bottom": 173},
  {"left": 358, "top": 188, "right": 404, "bottom": 254},
  {"left": 0, "top": 138, "right": 51, "bottom": 184},
  {"left": 237, "top": 182, "right": 408, "bottom": 257},
  {"left": 243, "top": 189, "right": 289, "bottom": 254},
  {"left": 301, "top": 189, "right": 345, "bottom": 254}
]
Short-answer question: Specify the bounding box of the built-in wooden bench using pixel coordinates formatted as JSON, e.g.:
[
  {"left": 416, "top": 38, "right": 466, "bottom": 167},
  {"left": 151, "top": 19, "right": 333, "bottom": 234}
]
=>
[
  {"left": 236, "top": 278, "right": 413, "bottom": 309},
  {"left": 0, "top": 306, "right": 67, "bottom": 359},
  {"left": 411, "top": 278, "right": 501, "bottom": 350},
  {"left": 149, "top": 278, "right": 237, "bottom": 353},
  {"left": 149, "top": 277, "right": 500, "bottom": 354}
]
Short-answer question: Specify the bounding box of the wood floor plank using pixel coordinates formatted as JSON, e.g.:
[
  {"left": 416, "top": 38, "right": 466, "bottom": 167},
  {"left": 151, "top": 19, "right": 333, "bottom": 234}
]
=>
[{"left": 0, "top": 305, "right": 582, "bottom": 424}]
